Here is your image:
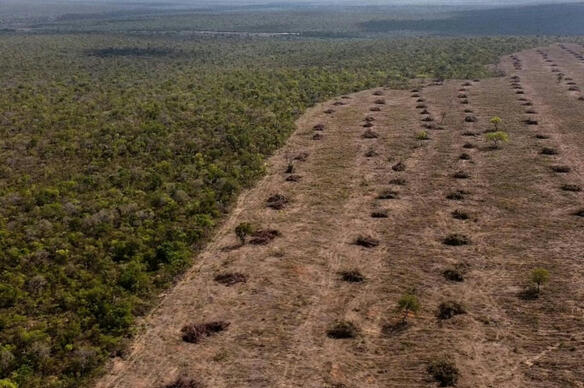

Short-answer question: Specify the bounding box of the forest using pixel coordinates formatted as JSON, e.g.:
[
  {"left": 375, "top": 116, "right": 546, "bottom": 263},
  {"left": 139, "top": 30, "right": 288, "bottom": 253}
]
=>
[{"left": 0, "top": 3, "right": 582, "bottom": 387}]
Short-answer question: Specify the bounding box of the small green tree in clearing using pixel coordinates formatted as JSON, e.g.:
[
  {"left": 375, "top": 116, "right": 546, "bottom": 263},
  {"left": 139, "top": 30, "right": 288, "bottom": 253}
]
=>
[
  {"left": 397, "top": 294, "right": 420, "bottom": 323},
  {"left": 485, "top": 131, "right": 509, "bottom": 148},
  {"left": 530, "top": 268, "right": 550, "bottom": 293},
  {"left": 235, "top": 222, "right": 254, "bottom": 245},
  {"left": 490, "top": 116, "right": 502, "bottom": 131}
]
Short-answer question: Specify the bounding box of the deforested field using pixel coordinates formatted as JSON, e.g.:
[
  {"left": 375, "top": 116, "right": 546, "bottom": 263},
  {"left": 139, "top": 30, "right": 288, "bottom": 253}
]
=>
[{"left": 96, "top": 43, "right": 584, "bottom": 387}]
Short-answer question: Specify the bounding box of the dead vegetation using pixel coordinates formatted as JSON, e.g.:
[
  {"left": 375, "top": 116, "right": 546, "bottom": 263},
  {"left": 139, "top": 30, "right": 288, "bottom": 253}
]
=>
[
  {"left": 371, "top": 209, "right": 389, "bottom": 218},
  {"left": 354, "top": 235, "right": 380, "bottom": 248},
  {"left": 427, "top": 358, "right": 460, "bottom": 387},
  {"left": 214, "top": 273, "right": 247, "bottom": 286},
  {"left": 443, "top": 234, "right": 470, "bottom": 246},
  {"left": 437, "top": 301, "right": 466, "bottom": 320},
  {"left": 326, "top": 321, "right": 359, "bottom": 339},
  {"left": 339, "top": 270, "right": 365, "bottom": 283},
  {"left": 285, "top": 174, "right": 302, "bottom": 182},
  {"left": 392, "top": 161, "right": 406, "bottom": 172},
  {"left": 377, "top": 189, "right": 399, "bottom": 199},
  {"left": 362, "top": 129, "right": 379, "bottom": 139},
  {"left": 550, "top": 165, "right": 571, "bottom": 173},
  {"left": 561, "top": 184, "right": 581, "bottom": 192},
  {"left": 249, "top": 229, "right": 281, "bottom": 245},
  {"left": 163, "top": 377, "right": 203, "bottom": 388},
  {"left": 181, "top": 321, "right": 230, "bottom": 344},
  {"left": 446, "top": 190, "right": 469, "bottom": 200},
  {"left": 266, "top": 194, "right": 289, "bottom": 209}
]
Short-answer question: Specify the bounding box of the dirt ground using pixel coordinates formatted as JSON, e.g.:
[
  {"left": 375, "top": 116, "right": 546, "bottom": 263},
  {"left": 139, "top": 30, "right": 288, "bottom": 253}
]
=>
[{"left": 96, "top": 44, "right": 584, "bottom": 388}]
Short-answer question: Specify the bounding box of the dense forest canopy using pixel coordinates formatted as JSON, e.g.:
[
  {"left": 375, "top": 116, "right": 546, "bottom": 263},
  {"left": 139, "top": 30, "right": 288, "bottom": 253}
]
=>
[{"left": 0, "top": 3, "right": 583, "bottom": 387}]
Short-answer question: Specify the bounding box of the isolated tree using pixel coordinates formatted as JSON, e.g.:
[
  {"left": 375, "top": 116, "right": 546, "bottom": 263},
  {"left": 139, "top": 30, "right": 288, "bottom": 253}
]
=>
[
  {"left": 397, "top": 294, "right": 420, "bottom": 323},
  {"left": 235, "top": 222, "right": 254, "bottom": 245},
  {"left": 490, "top": 116, "right": 502, "bottom": 131},
  {"left": 485, "top": 131, "right": 509, "bottom": 148},
  {"left": 530, "top": 268, "right": 550, "bottom": 293}
]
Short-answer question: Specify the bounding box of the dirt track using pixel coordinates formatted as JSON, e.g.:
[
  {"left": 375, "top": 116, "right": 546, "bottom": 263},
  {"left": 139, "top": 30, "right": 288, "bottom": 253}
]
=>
[{"left": 97, "top": 44, "right": 584, "bottom": 388}]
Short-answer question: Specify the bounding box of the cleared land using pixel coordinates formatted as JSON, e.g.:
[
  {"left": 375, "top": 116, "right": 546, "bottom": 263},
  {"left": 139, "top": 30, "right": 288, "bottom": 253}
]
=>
[{"left": 97, "top": 44, "right": 584, "bottom": 387}]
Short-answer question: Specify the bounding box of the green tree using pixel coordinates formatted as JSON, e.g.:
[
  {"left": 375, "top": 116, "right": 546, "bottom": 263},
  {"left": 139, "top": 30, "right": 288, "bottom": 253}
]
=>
[
  {"left": 530, "top": 268, "right": 550, "bottom": 293},
  {"left": 235, "top": 222, "right": 254, "bottom": 245},
  {"left": 485, "top": 131, "right": 509, "bottom": 148},
  {"left": 397, "top": 294, "right": 420, "bottom": 323},
  {"left": 490, "top": 116, "right": 502, "bottom": 131}
]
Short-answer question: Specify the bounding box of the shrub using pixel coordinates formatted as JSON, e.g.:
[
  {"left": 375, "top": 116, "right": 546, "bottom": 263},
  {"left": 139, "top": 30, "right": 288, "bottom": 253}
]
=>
[
  {"left": 392, "top": 161, "right": 406, "bottom": 172},
  {"left": 530, "top": 268, "right": 550, "bottom": 293},
  {"left": 266, "top": 194, "right": 289, "bottom": 209},
  {"left": 181, "top": 321, "right": 230, "bottom": 343},
  {"left": 443, "top": 234, "right": 470, "bottom": 246},
  {"left": 550, "top": 165, "right": 571, "bottom": 173},
  {"left": 485, "top": 131, "right": 509, "bottom": 148},
  {"left": 340, "top": 270, "right": 365, "bottom": 283},
  {"left": 354, "top": 235, "right": 380, "bottom": 248},
  {"left": 371, "top": 210, "right": 389, "bottom": 218},
  {"left": 416, "top": 131, "right": 430, "bottom": 140},
  {"left": 489, "top": 116, "right": 502, "bottom": 131},
  {"left": 427, "top": 358, "right": 459, "bottom": 387},
  {"left": 437, "top": 301, "right": 466, "bottom": 320},
  {"left": 451, "top": 209, "right": 469, "bottom": 220},
  {"left": 453, "top": 171, "right": 470, "bottom": 179},
  {"left": 561, "top": 184, "right": 581, "bottom": 192},
  {"left": 249, "top": 229, "right": 281, "bottom": 245},
  {"left": 326, "top": 321, "right": 358, "bottom": 339},
  {"left": 164, "top": 377, "right": 203, "bottom": 388},
  {"left": 443, "top": 269, "right": 464, "bottom": 282},
  {"left": 235, "top": 222, "right": 254, "bottom": 245},
  {"left": 541, "top": 147, "right": 558, "bottom": 155},
  {"left": 397, "top": 294, "right": 420, "bottom": 323},
  {"left": 214, "top": 273, "right": 247, "bottom": 286},
  {"left": 377, "top": 189, "right": 399, "bottom": 199}
]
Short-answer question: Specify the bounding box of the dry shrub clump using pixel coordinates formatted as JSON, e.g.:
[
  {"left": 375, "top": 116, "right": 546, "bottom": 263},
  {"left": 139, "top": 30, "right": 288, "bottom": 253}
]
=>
[
  {"left": 437, "top": 301, "right": 466, "bottom": 320},
  {"left": 294, "top": 152, "right": 309, "bottom": 161},
  {"left": 266, "top": 194, "right": 289, "bottom": 209},
  {"left": 339, "top": 270, "right": 365, "bottom": 283},
  {"left": 561, "top": 184, "right": 581, "bottom": 192},
  {"left": 313, "top": 123, "right": 325, "bottom": 131},
  {"left": 443, "top": 234, "right": 470, "bottom": 246},
  {"left": 181, "top": 321, "right": 230, "bottom": 343},
  {"left": 214, "top": 273, "right": 247, "bottom": 286},
  {"left": 392, "top": 161, "right": 406, "bottom": 172},
  {"left": 362, "top": 129, "right": 379, "bottom": 139},
  {"left": 286, "top": 174, "right": 302, "bottom": 182},
  {"left": 164, "top": 377, "right": 204, "bottom": 388},
  {"left": 446, "top": 190, "right": 469, "bottom": 200},
  {"left": 550, "top": 165, "right": 571, "bottom": 173},
  {"left": 312, "top": 133, "right": 323, "bottom": 140},
  {"left": 354, "top": 235, "right": 380, "bottom": 248},
  {"left": 451, "top": 209, "right": 469, "bottom": 220},
  {"left": 371, "top": 209, "right": 389, "bottom": 218},
  {"left": 389, "top": 177, "right": 407, "bottom": 186},
  {"left": 427, "top": 358, "right": 460, "bottom": 387},
  {"left": 453, "top": 171, "right": 470, "bottom": 179},
  {"left": 541, "top": 147, "right": 558, "bottom": 155},
  {"left": 377, "top": 189, "right": 399, "bottom": 199},
  {"left": 326, "top": 321, "right": 359, "bottom": 339},
  {"left": 249, "top": 229, "right": 281, "bottom": 245}
]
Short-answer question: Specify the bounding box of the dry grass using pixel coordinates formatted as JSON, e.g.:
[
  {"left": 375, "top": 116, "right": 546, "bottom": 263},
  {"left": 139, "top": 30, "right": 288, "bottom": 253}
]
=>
[{"left": 97, "top": 45, "right": 584, "bottom": 388}]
